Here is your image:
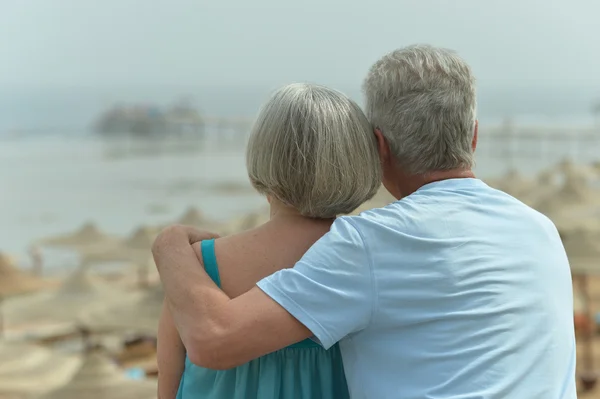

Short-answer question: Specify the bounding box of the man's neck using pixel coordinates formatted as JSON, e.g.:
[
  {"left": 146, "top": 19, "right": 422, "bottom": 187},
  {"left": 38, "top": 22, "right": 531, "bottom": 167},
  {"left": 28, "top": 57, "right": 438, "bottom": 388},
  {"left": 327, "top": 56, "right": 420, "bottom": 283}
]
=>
[{"left": 390, "top": 168, "right": 475, "bottom": 199}]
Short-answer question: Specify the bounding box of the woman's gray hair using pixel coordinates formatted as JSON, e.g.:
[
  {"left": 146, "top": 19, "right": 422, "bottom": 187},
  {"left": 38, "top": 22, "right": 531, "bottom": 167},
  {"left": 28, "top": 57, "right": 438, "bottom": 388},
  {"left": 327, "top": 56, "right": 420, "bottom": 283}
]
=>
[
  {"left": 246, "top": 83, "right": 381, "bottom": 218},
  {"left": 362, "top": 44, "right": 477, "bottom": 175}
]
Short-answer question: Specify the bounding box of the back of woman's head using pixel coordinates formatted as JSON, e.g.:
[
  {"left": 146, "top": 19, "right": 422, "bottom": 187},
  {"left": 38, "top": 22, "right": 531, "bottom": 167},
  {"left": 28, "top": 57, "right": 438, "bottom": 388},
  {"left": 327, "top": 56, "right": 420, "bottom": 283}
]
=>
[{"left": 246, "top": 83, "right": 382, "bottom": 219}]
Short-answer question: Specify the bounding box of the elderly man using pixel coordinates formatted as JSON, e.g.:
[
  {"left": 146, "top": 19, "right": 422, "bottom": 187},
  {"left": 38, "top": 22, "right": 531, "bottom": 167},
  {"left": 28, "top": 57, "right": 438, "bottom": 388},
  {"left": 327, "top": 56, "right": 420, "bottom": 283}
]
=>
[{"left": 153, "top": 45, "right": 576, "bottom": 398}]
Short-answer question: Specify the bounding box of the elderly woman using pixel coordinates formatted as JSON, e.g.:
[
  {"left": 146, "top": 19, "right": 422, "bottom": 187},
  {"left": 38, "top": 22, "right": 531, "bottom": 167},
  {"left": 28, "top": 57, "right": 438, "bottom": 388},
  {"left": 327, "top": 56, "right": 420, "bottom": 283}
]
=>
[{"left": 157, "top": 83, "right": 381, "bottom": 399}]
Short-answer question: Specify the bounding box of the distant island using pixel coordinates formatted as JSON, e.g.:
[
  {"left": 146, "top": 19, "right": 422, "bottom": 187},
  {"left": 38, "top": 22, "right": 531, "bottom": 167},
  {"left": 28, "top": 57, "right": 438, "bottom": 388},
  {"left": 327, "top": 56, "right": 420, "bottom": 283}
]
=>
[{"left": 93, "top": 98, "right": 204, "bottom": 137}]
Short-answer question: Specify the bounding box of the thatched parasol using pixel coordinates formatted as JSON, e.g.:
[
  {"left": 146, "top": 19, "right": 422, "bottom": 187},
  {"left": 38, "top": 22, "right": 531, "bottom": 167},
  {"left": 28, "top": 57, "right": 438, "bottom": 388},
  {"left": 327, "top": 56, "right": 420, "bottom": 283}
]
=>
[
  {"left": 573, "top": 289, "right": 585, "bottom": 314},
  {"left": 554, "top": 158, "right": 597, "bottom": 181},
  {"left": 40, "top": 348, "right": 156, "bottom": 399},
  {"left": 564, "top": 227, "right": 600, "bottom": 390},
  {"left": 0, "top": 393, "right": 24, "bottom": 399},
  {"left": 489, "top": 169, "right": 532, "bottom": 199},
  {"left": 219, "top": 209, "right": 269, "bottom": 235},
  {"left": 123, "top": 226, "right": 156, "bottom": 251},
  {"left": 0, "top": 253, "right": 50, "bottom": 335},
  {"left": 3, "top": 266, "right": 129, "bottom": 327},
  {"left": 533, "top": 171, "right": 600, "bottom": 224},
  {"left": 562, "top": 228, "right": 600, "bottom": 276},
  {"left": 100, "top": 257, "right": 160, "bottom": 290},
  {"left": 592, "top": 161, "right": 600, "bottom": 177},
  {"left": 37, "top": 222, "right": 118, "bottom": 249},
  {"left": 517, "top": 169, "right": 557, "bottom": 206},
  {"left": 82, "top": 284, "right": 163, "bottom": 335},
  {"left": 177, "top": 207, "right": 206, "bottom": 226},
  {"left": 81, "top": 226, "right": 156, "bottom": 265},
  {"left": 0, "top": 253, "right": 47, "bottom": 298},
  {"left": 555, "top": 158, "right": 576, "bottom": 176},
  {"left": 0, "top": 340, "right": 81, "bottom": 396},
  {"left": 80, "top": 226, "right": 158, "bottom": 288}
]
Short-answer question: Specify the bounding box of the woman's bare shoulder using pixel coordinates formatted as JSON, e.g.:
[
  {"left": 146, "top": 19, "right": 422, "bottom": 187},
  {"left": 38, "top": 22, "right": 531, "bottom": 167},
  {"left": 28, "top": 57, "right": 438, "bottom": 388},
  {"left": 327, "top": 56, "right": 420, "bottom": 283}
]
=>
[
  {"left": 206, "top": 222, "right": 329, "bottom": 297},
  {"left": 215, "top": 225, "right": 275, "bottom": 265},
  {"left": 207, "top": 227, "right": 275, "bottom": 297}
]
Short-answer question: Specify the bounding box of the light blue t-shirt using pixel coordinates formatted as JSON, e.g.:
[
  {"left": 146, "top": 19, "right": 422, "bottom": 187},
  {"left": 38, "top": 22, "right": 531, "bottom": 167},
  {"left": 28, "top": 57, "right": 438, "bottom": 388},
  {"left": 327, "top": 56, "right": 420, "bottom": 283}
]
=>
[{"left": 257, "top": 178, "right": 576, "bottom": 399}]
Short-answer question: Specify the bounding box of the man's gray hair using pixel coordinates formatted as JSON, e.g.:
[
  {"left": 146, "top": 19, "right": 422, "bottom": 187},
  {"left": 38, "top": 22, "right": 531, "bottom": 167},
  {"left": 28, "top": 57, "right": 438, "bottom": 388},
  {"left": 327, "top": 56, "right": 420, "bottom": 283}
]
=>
[
  {"left": 246, "top": 83, "right": 381, "bottom": 218},
  {"left": 363, "top": 44, "right": 477, "bottom": 175}
]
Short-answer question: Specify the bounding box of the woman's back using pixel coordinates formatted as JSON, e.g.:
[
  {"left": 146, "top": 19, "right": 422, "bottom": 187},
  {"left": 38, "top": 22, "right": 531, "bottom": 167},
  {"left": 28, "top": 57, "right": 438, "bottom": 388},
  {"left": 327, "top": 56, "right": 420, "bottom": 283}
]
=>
[
  {"left": 177, "top": 215, "right": 350, "bottom": 399},
  {"left": 159, "top": 83, "right": 381, "bottom": 398}
]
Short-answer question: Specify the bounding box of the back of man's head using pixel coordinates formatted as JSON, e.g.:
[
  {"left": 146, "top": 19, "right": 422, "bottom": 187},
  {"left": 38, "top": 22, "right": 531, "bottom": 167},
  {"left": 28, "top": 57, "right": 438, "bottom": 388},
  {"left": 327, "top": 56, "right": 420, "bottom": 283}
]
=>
[{"left": 363, "top": 44, "right": 477, "bottom": 175}]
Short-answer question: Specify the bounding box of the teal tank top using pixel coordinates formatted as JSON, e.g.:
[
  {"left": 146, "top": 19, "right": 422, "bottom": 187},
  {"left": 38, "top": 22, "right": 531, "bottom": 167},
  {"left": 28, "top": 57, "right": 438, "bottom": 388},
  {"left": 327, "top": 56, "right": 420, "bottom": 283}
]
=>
[{"left": 176, "top": 239, "right": 349, "bottom": 399}]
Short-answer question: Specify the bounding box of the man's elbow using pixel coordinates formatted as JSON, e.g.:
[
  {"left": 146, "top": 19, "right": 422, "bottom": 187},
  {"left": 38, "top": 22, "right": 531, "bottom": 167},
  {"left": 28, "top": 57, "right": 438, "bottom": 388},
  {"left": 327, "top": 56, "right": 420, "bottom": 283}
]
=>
[
  {"left": 187, "top": 348, "right": 234, "bottom": 370},
  {"left": 186, "top": 334, "right": 246, "bottom": 370}
]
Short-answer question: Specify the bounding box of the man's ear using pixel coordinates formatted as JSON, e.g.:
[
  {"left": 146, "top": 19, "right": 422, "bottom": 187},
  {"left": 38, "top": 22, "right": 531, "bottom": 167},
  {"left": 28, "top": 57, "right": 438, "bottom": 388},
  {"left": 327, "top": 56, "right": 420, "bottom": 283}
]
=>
[{"left": 374, "top": 128, "right": 390, "bottom": 164}]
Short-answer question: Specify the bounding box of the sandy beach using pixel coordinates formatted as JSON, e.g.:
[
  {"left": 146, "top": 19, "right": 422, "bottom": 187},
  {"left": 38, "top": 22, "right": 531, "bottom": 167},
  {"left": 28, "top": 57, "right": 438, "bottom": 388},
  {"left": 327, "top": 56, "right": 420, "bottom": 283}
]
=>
[{"left": 0, "top": 134, "right": 599, "bottom": 397}]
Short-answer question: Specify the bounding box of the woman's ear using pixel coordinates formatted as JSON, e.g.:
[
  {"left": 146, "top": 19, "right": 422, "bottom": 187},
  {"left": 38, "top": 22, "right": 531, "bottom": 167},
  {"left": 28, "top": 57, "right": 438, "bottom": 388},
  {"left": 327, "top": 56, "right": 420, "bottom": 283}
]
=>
[{"left": 472, "top": 120, "right": 478, "bottom": 152}]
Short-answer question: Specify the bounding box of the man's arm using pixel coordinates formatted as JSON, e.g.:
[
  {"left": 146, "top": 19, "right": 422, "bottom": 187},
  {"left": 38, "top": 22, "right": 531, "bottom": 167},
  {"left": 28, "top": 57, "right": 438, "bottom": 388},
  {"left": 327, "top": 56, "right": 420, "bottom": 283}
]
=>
[
  {"left": 154, "top": 218, "right": 373, "bottom": 369},
  {"left": 153, "top": 226, "right": 312, "bottom": 370}
]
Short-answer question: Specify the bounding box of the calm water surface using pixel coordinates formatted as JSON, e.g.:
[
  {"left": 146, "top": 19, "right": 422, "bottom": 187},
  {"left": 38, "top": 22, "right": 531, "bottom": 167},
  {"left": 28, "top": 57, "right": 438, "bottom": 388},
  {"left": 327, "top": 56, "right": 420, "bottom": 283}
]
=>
[{"left": 1, "top": 130, "right": 596, "bottom": 269}]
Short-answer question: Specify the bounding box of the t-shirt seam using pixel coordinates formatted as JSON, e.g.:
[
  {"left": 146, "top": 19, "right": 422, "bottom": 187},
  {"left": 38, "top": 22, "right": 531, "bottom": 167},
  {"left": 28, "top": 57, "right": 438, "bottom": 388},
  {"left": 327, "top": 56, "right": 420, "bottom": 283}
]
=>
[
  {"left": 344, "top": 217, "right": 378, "bottom": 329},
  {"left": 256, "top": 279, "right": 336, "bottom": 348}
]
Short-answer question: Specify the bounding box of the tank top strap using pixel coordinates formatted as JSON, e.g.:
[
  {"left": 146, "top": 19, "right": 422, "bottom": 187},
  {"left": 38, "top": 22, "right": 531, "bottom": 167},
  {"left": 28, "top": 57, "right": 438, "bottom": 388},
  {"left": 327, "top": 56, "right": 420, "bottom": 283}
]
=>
[
  {"left": 200, "top": 239, "right": 221, "bottom": 288},
  {"left": 199, "top": 238, "right": 319, "bottom": 349}
]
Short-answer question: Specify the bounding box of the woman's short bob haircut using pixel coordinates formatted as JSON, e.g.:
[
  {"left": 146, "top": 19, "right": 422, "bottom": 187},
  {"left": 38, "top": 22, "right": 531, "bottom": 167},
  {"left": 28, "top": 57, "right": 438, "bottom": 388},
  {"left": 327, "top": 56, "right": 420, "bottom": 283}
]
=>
[{"left": 246, "top": 83, "right": 382, "bottom": 219}]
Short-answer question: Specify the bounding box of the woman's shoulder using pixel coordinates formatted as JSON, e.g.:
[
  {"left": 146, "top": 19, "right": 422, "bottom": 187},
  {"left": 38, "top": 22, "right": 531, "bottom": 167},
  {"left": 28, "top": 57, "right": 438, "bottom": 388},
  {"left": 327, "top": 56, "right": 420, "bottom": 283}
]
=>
[
  {"left": 191, "top": 227, "right": 264, "bottom": 268},
  {"left": 202, "top": 221, "right": 331, "bottom": 297},
  {"left": 204, "top": 228, "right": 274, "bottom": 297},
  {"left": 213, "top": 227, "right": 268, "bottom": 264}
]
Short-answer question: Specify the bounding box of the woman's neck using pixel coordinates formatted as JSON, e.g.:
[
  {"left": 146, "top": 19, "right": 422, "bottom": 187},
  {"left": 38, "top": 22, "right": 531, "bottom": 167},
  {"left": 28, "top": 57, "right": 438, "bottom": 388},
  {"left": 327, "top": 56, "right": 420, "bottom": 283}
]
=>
[
  {"left": 269, "top": 200, "right": 303, "bottom": 220},
  {"left": 267, "top": 197, "right": 334, "bottom": 226}
]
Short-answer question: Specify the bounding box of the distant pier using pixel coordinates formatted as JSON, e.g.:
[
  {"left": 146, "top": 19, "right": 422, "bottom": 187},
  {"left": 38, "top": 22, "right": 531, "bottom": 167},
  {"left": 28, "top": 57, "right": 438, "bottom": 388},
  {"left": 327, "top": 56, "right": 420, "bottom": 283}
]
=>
[
  {"left": 479, "top": 125, "right": 600, "bottom": 166},
  {"left": 3, "top": 119, "right": 599, "bottom": 164}
]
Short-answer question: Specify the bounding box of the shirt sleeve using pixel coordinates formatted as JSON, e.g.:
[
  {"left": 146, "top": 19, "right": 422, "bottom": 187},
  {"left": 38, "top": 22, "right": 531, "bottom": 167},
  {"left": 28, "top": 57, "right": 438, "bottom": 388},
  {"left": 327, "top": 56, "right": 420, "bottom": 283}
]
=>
[{"left": 256, "top": 216, "right": 374, "bottom": 349}]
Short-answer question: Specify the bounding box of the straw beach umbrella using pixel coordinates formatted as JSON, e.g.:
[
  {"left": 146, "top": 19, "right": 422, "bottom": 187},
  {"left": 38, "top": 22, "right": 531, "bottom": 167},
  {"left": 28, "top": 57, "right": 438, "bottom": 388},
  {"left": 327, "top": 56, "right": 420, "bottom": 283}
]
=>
[
  {"left": 124, "top": 226, "right": 157, "bottom": 251},
  {"left": 220, "top": 209, "right": 270, "bottom": 235},
  {"left": 489, "top": 169, "right": 532, "bottom": 199},
  {"left": 554, "top": 158, "right": 597, "bottom": 181},
  {"left": 0, "top": 393, "right": 24, "bottom": 399},
  {"left": 533, "top": 172, "right": 600, "bottom": 228},
  {"left": 562, "top": 228, "right": 600, "bottom": 389},
  {"left": 177, "top": 207, "right": 206, "bottom": 226},
  {"left": 3, "top": 266, "right": 128, "bottom": 328},
  {"left": 0, "top": 253, "right": 50, "bottom": 335},
  {"left": 159, "top": 206, "right": 220, "bottom": 235},
  {"left": 39, "top": 347, "right": 156, "bottom": 399},
  {"left": 37, "top": 222, "right": 118, "bottom": 249},
  {"left": 517, "top": 169, "right": 557, "bottom": 206},
  {"left": 80, "top": 226, "right": 157, "bottom": 288},
  {"left": 563, "top": 228, "right": 600, "bottom": 276},
  {"left": 82, "top": 284, "right": 163, "bottom": 335},
  {"left": 0, "top": 253, "right": 47, "bottom": 297},
  {"left": 81, "top": 226, "right": 156, "bottom": 265},
  {"left": 592, "top": 161, "right": 600, "bottom": 177},
  {"left": 0, "top": 340, "right": 81, "bottom": 397}
]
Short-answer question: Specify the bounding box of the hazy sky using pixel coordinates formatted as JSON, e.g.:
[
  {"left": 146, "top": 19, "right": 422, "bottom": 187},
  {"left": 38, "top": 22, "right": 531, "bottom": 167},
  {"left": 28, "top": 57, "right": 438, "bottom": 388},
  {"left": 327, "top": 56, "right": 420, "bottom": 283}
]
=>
[{"left": 1, "top": 0, "right": 600, "bottom": 91}]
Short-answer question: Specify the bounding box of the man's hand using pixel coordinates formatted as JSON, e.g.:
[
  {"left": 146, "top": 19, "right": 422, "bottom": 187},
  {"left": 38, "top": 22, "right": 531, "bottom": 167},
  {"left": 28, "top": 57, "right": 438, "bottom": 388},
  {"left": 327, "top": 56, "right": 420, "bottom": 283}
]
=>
[
  {"left": 154, "top": 224, "right": 219, "bottom": 247},
  {"left": 152, "top": 225, "right": 219, "bottom": 270}
]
